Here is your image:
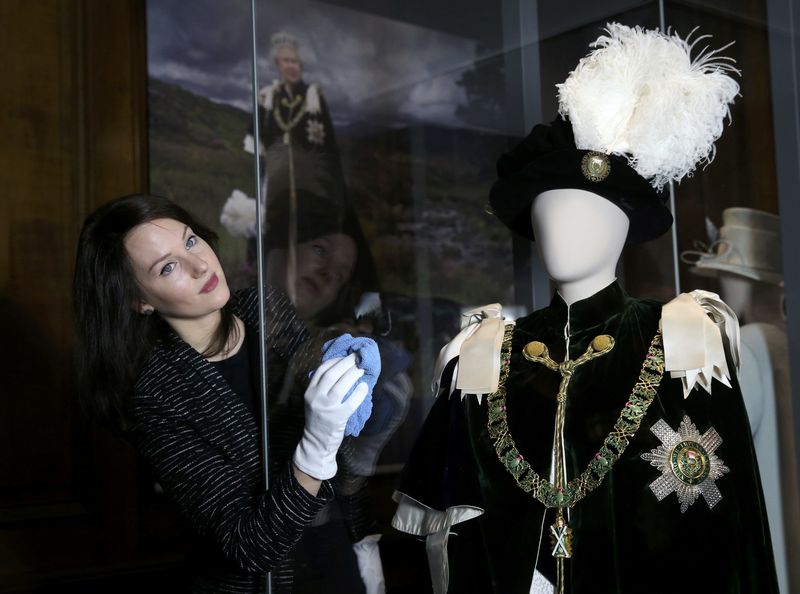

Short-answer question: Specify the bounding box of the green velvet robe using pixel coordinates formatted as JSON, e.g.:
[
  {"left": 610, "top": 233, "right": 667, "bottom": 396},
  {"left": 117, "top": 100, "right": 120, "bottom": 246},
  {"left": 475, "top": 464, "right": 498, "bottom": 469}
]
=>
[{"left": 396, "top": 282, "right": 778, "bottom": 593}]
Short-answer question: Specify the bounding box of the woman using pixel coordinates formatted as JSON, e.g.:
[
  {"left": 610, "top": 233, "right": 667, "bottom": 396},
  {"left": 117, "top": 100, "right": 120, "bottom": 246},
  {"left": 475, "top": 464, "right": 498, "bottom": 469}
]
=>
[{"left": 73, "top": 193, "right": 368, "bottom": 593}]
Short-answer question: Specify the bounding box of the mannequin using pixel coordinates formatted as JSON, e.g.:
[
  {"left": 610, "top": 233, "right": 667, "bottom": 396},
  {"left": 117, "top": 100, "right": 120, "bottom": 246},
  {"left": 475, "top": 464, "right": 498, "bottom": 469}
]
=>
[
  {"left": 392, "top": 188, "right": 778, "bottom": 594},
  {"left": 393, "top": 24, "right": 774, "bottom": 594},
  {"left": 531, "top": 189, "right": 628, "bottom": 305},
  {"left": 528, "top": 188, "right": 628, "bottom": 593}
]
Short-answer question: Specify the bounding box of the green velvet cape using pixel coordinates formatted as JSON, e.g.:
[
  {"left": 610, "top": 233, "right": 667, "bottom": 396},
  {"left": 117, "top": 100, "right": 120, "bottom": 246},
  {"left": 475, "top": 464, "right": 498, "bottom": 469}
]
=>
[{"left": 396, "top": 282, "right": 778, "bottom": 593}]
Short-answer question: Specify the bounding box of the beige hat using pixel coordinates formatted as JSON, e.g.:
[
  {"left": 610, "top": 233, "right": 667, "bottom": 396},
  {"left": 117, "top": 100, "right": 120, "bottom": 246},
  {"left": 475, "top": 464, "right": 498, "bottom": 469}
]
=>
[{"left": 682, "top": 207, "right": 783, "bottom": 285}]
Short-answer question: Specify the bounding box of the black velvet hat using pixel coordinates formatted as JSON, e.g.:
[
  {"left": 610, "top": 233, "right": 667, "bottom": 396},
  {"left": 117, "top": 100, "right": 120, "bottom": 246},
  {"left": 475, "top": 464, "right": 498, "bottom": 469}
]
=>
[
  {"left": 490, "top": 23, "right": 741, "bottom": 245},
  {"left": 488, "top": 116, "right": 674, "bottom": 245}
]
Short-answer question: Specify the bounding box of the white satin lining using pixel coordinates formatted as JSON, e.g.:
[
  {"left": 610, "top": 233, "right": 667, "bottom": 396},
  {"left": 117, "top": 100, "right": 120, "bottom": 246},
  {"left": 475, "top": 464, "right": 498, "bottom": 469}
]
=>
[
  {"left": 661, "top": 289, "right": 741, "bottom": 398},
  {"left": 391, "top": 491, "right": 484, "bottom": 594}
]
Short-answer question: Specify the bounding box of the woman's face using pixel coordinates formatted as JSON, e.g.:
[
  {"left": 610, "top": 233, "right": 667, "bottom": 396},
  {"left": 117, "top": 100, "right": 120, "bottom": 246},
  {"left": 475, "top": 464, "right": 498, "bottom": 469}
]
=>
[
  {"left": 275, "top": 46, "right": 302, "bottom": 85},
  {"left": 267, "top": 233, "right": 357, "bottom": 320},
  {"left": 124, "top": 218, "right": 230, "bottom": 323}
]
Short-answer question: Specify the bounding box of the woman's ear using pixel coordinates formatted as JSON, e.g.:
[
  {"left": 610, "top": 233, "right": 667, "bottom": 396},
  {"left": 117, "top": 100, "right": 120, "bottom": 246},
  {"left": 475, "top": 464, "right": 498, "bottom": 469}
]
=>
[{"left": 134, "top": 300, "right": 155, "bottom": 316}]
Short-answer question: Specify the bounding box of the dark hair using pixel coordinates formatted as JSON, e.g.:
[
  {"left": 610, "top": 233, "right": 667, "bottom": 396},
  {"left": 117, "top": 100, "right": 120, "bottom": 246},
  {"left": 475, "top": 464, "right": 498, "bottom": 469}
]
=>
[
  {"left": 265, "top": 188, "right": 379, "bottom": 327},
  {"left": 73, "top": 194, "right": 237, "bottom": 431}
]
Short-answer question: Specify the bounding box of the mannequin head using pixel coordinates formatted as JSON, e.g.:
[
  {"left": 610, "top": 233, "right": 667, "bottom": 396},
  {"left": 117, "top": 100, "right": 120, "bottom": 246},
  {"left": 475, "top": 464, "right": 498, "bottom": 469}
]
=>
[
  {"left": 718, "top": 272, "right": 785, "bottom": 327},
  {"left": 531, "top": 189, "right": 629, "bottom": 304},
  {"left": 718, "top": 273, "right": 753, "bottom": 319},
  {"left": 684, "top": 207, "right": 785, "bottom": 326},
  {"left": 275, "top": 45, "right": 302, "bottom": 85}
]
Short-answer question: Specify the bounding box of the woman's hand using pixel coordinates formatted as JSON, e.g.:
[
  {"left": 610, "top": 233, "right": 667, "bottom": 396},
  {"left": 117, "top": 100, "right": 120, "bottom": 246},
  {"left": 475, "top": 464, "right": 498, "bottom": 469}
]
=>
[{"left": 292, "top": 354, "right": 368, "bottom": 481}]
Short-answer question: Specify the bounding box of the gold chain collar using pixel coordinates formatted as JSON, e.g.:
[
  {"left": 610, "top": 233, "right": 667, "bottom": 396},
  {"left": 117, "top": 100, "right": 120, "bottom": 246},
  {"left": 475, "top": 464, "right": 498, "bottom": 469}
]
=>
[
  {"left": 486, "top": 325, "right": 665, "bottom": 508},
  {"left": 274, "top": 91, "right": 307, "bottom": 134}
]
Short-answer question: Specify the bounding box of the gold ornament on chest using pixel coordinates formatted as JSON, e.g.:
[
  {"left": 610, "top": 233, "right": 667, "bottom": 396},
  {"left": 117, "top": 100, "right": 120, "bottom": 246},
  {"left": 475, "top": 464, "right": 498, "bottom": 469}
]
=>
[
  {"left": 274, "top": 92, "right": 307, "bottom": 145},
  {"left": 280, "top": 95, "right": 303, "bottom": 110}
]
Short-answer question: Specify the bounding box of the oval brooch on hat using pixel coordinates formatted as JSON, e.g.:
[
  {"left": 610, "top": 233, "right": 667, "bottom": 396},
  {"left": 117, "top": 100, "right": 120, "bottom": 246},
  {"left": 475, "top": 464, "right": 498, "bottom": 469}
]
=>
[{"left": 581, "top": 151, "right": 611, "bottom": 182}]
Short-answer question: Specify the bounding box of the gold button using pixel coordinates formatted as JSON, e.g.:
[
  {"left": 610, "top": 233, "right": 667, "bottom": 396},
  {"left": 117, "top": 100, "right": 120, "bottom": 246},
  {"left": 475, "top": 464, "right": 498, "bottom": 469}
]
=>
[
  {"left": 591, "top": 335, "right": 614, "bottom": 352},
  {"left": 523, "top": 341, "right": 547, "bottom": 360}
]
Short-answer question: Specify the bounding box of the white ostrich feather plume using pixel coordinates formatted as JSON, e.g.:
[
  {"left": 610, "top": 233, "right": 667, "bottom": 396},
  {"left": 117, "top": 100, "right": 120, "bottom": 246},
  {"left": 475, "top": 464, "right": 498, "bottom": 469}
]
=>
[
  {"left": 220, "top": 189, "right": 258, "bottom": 238},
  {"left": 557, "top": 23, "right": 740, "bottom": 190}
]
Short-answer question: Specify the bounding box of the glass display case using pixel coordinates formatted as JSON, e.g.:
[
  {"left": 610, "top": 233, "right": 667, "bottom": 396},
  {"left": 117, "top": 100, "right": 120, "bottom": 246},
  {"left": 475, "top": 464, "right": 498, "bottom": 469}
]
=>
[{"left": 144, "top": 1, "right": 799, "bottom": 591}]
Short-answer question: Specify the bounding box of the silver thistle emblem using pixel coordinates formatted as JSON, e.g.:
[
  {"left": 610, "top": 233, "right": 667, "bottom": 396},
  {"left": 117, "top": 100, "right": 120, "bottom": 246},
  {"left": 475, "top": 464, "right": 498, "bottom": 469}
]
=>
[
  {"left": 306, "top": 118, "right": 325, "bottom": 145},
  {"left": 641, "top": 415, "right": 729, "bottom": 513}
]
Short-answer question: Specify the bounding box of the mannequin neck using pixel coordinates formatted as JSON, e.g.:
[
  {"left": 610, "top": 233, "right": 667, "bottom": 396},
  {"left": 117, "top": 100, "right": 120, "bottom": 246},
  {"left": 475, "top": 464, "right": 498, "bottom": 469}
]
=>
[
  {"left": 557, "top": 271, "right": 619, "bottom": 306},
  {"left": 719, "top": 274, "right": 785, "bottom": 327}
]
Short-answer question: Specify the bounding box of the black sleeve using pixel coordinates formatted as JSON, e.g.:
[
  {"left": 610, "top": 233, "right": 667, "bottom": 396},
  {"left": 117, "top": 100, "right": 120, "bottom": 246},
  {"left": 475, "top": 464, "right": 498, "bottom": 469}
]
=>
[
  {"left": 333, "top": 462, "right": 378, "bottom": 543},
  {"left": 129, "top": 394, "right": 333, "bottom": 574},
  {"left": 395, "top": 359, "right": 484, "bottom": 512}
]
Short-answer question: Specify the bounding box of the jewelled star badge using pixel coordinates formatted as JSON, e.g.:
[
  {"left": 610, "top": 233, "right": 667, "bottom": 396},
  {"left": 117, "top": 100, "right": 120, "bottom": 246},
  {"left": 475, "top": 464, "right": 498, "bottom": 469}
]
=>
[
  {"left": 306, "top": 118, "right": 325, "bottom": 145},
  {"left": 641, "top": 415, "right": 729, "bottom": 513}
]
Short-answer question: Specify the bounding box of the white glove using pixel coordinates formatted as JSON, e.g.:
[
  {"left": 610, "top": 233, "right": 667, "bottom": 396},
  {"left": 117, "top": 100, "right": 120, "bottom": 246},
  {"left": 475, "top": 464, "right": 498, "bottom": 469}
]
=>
[
  {"left": 353, "top": 534, "right": 386, "bottom": 594},
  {"left": 293, "top": 354, "right": 369, "bottom": 480}
]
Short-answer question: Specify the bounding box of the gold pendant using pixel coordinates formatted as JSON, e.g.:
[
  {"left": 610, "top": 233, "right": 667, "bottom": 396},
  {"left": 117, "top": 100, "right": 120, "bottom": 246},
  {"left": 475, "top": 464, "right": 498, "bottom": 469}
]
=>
[{"left": 550, "top": 514, "right": 573, "bottom": 558}]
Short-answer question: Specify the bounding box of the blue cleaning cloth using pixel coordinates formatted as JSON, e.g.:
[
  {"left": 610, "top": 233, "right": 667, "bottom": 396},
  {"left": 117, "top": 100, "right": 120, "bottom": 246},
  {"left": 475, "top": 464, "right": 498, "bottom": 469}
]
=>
[{"left": 321, "top": 333, "right": 381, "bottom": 437}]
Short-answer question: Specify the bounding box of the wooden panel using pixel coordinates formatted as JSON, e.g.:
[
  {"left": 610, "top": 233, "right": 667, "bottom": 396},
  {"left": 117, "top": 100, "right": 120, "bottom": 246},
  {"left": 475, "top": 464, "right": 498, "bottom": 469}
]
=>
[
  {"left": 0, "top": 0, "right": 150, "bottom": 589},
  {"left": 0, "top": 0, "right": 80, "bottom": 509}
]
